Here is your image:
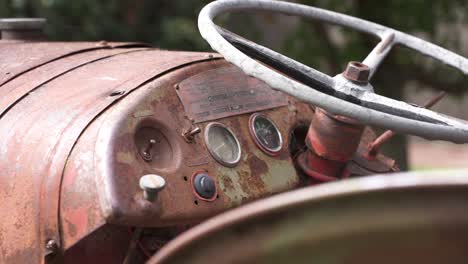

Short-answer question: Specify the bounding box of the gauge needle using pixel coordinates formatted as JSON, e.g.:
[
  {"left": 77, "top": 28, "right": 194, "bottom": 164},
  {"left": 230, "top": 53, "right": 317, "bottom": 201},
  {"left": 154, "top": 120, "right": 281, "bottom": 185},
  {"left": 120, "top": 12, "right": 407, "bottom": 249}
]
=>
[{"left": 214, "top": 142, "right": 226, "bottom": 152}]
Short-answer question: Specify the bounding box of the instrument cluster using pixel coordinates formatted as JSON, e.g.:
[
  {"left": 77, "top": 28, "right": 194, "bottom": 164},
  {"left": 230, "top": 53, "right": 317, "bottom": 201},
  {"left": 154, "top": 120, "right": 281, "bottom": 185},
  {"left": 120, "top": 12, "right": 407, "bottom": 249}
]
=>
[{"left": 204, "top": 113, "right": 284, "bottom": 168}]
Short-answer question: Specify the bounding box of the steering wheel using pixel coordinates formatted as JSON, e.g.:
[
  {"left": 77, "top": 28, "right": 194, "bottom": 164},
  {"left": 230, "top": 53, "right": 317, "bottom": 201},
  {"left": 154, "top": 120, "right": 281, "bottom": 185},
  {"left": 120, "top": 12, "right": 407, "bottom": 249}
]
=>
[{"left": 198, "top": 0, "right": 468, "bottom": 143}]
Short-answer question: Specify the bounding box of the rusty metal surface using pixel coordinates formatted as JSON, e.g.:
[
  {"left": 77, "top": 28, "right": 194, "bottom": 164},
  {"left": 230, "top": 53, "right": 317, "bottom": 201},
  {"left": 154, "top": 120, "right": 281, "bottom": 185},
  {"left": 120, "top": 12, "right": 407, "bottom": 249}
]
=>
[
  {"left": 0, "top": 40, "right": 399, "bottom": 263},
  {"left": 342, "top": 61, "right": 371, "bottom": 84},
  {"left": 176, "top": 65, "right": 287, "bottom": 123},
  {"left": 0, "top": 47, "right": 149, "bottom": 117},
  {"left": 92, "top": 60, "right": 304, "bottom": 227},
  {"left": 0, "top": 48, "right": 220, "bottom": 264},
  {"left": 349, "top": 127, "right": 399, "bottom": 174},
  {"left": 150, "top": 170, "right": 468, "bottom": 264},
  {"left": 0, "top": 41, "right": 150, "bottom": 86},
  {"left": 307, "top": 108, "right": 364, "bottom": 163},
  {"left": 296, "top": 107, "right": 365, "bottom": 182},
  {"left": 296, "top": 150, "right": 345, "bottom": 183},
  {"left": 60, "top": 113, "right": 108, "bottom": 250},
  {"left": 297, "top": 125, "right": 397, "bottom": 184},
  {"left": 61, "top": 55, "right": 396, "bottom": 243}
]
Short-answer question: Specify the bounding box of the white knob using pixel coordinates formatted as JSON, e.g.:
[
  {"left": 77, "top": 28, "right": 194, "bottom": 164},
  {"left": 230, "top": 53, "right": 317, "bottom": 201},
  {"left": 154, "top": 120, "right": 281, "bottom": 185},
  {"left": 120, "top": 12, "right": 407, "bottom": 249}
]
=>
[{"left": 139, "top": 174, "right": 166, "bottom": 201}]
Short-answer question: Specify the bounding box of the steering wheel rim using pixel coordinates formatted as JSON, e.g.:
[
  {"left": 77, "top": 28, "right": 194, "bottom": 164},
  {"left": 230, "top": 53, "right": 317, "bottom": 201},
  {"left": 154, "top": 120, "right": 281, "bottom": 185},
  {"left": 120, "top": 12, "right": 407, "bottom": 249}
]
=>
[{"left": 198, "top": 0, "right": 468, "bottom": 143}]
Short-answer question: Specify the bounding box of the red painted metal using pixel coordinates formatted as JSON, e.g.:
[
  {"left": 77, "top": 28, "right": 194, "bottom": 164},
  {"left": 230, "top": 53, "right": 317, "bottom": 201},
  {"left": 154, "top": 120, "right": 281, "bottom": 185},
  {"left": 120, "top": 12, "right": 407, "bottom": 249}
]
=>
[
  {"left": 60, "top": 112, "right": 108, "bottom": 251},
  {"left": 59, "top": 59, "right": 326, "bottom": 261},
  {"left": 0, "top": 45, "right": 221, "bottom": 263},
  {"left": 0, "top": 41, "right": 399, "bottom": 264},
  {"left": 349, "top": 127, "right": 399, "bottom": 175},
  {"left": 0, "top": 47, "right": 149, "bottom": 117},
  {"left": 297, "top": 107, "right": 365, "bottom": 182},
  {"left": 91, "top": 60, "right": 302, "bottom": 227},
  {"left": 296, "top": 150, "right": 346, "bottom": 183},
  {"left": 307, "top": 108, "right": 364, "bottom": 162},
  {"left": 0, "top": 41, "right": 149, "bottom": 86}
]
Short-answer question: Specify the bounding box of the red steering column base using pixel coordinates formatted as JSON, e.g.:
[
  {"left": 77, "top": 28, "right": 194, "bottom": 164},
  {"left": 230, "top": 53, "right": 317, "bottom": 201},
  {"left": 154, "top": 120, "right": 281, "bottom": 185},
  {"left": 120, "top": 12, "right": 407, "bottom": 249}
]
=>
[{"left": 297, "top": 108, "right": 364, "bottom": 184}]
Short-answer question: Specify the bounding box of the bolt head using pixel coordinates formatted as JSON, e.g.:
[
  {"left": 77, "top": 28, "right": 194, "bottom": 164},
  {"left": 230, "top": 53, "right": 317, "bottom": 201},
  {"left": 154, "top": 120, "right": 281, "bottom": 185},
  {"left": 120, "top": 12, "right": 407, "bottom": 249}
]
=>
[
  {"left": 46, "top": 240, "right": 58, "bottom": 250},
  {"left": 343, "top": 61, "right": 370, "bottom": 84},
  {"left": 45, "top": 239, "right": 59, "bottom": 257}
]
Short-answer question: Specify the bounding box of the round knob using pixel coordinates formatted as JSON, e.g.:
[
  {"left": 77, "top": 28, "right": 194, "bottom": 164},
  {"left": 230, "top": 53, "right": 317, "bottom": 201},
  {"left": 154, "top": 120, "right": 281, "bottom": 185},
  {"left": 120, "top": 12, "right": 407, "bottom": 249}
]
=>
[
  {"left": 139, "top": 174, "right": 166, "bottom": 202},
  {"left": 193, "top": 173, "right": 216, "bottom": 200}
]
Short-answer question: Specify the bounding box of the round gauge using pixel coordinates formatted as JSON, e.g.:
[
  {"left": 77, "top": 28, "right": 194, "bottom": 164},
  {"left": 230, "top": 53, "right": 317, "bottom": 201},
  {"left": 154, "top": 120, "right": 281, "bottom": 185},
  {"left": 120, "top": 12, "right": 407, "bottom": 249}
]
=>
[
  {"left": 204, "top": 122, "right": 241, "bottom": 167},
  {"left": 249, "top": 113, "right": 283, "bottom": 156}
]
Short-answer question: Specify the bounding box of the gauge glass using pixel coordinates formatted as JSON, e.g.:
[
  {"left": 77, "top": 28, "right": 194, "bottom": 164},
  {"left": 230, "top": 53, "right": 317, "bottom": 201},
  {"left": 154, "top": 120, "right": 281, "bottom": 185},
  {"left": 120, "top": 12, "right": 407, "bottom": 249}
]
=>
[
  {"left": 250, "top": 114, "right": 282, "bottom": 155},
  {"left": 205, "top": 123, "right": 241, "bottom": 167}
]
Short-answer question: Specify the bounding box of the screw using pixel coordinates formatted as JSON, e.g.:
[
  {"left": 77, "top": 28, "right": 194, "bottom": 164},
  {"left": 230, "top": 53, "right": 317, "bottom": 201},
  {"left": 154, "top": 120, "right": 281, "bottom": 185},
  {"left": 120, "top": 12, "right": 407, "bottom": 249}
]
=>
[
  {"left": 343, "top": 61, "right": 370, "bottom": 84},
  {"left": 45, "top": 239, "right": 58, "bottom": 256},
  {"left": 139, "top": 174, "right": 166, "bottom": 202}
]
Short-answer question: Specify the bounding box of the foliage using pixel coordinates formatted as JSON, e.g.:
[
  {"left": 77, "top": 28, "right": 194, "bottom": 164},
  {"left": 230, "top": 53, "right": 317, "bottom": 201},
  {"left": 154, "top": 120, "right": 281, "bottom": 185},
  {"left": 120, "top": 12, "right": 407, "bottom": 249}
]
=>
[
  {"left": 0, "top": 0, "right": 212, "bottom": 51},
  {"left": 284, "top": 0, "right": 468, "bottom": 81}
]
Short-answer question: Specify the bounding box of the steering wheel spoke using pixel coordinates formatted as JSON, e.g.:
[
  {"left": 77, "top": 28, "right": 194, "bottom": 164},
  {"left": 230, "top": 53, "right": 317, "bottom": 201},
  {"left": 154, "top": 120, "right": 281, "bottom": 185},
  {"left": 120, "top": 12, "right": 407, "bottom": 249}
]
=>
[{"left": 363, "top": 32, "right": 395, "bottom": 80}]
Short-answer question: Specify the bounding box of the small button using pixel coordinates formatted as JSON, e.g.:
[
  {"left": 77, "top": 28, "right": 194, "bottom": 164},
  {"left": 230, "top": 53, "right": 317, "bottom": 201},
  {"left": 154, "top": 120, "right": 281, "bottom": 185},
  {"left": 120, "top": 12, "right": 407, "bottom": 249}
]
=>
[{"left": 193, "top": 173, "right": 216, "bottom": 200}]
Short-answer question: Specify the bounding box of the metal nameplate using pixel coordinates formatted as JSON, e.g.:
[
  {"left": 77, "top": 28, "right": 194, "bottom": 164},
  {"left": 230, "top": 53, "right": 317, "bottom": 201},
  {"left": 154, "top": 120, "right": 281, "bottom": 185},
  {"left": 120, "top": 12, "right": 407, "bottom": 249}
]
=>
[{"left": 177, "top": 65, "right": 287, "bottom": 123}]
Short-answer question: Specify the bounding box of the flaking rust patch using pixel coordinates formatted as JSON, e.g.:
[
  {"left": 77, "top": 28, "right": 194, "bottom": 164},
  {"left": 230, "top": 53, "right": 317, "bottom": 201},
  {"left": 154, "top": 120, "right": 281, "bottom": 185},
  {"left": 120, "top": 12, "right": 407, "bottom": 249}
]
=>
[{"left": 217, "top": 166, "right": 249, "bottom": 206}]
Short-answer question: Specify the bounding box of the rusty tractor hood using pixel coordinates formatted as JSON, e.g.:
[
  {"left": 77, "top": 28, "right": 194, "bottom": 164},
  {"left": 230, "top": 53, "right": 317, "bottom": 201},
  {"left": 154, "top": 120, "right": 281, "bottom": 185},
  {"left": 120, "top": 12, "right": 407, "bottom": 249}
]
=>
[{"left": 0, "top": 41, "right": 221, "bottom": 263}]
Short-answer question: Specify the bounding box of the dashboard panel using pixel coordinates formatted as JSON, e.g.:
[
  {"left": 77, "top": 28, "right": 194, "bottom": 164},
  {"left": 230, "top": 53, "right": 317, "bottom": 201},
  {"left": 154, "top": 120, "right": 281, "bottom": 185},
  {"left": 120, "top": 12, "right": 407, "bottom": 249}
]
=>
[
  {"left": 91, "top": 61, "right": 316, "bottom": 226},
  {"left": 60, "top": 58, "right": 394, "bottom": 237}
]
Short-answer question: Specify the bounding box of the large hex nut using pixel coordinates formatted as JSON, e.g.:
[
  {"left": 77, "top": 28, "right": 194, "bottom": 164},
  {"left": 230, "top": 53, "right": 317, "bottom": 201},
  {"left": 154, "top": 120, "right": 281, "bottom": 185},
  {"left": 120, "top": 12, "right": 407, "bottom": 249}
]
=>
[{"left": 343, "top": 61, "right": 370, "bottom": 84}]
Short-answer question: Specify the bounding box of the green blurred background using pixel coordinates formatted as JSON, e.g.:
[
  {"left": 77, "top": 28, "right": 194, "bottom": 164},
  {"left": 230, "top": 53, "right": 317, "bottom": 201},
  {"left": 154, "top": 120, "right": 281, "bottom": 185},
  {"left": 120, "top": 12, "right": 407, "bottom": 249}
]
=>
[{"left": 2, "top": 0, "right": 468, "bottom": 170}]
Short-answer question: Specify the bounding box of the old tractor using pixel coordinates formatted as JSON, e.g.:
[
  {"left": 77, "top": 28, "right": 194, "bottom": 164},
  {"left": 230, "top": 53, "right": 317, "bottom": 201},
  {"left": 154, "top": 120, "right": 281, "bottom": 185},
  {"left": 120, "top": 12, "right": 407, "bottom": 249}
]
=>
[{"left": 1, "top": 0, "right": 468, "bottom": 263}]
